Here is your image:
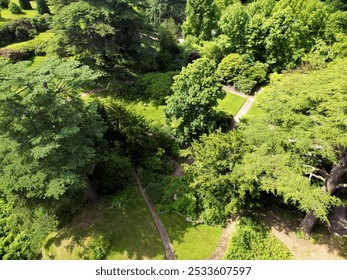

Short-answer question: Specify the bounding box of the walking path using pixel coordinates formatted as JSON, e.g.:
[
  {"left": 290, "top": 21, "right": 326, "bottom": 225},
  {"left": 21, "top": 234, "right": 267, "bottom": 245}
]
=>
[
  {"left": 258, "top": 208, "right": 345, "bottom": 260},
  {"left": 223, "top": 85, "right": 257, "bottom": 128},
  {"left": 133, "top": 171, "right": 176, "bottom": 260},
  {"left": 208, "top": 217, "right": 238, "bottom": 260}
]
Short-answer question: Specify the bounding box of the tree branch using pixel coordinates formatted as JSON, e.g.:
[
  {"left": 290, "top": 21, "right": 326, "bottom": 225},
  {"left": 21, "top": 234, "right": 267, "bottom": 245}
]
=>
[{"left": 337, "top": 183, "right": 347, "bottom": 189}]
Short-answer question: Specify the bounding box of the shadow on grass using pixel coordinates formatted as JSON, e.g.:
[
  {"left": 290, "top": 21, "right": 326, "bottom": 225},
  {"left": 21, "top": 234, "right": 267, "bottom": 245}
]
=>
[
  {"left": 254, "top": 205, "right": 347, "bottom": 259},
  {"left": 43, "top": 186, "right": 165, "bottom": 260}
]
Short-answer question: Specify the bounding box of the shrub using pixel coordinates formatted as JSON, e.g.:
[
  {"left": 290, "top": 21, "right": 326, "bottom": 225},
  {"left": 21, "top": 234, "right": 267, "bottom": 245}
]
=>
[
  {"left": 0, "top": 0, "right": 9, "bottom": 8},
  {"left": 36, "top": 0, "right": 50, "bottom": 15},
  {"left": 224, "top": 217, "right": 292, "bottom": 260},
  {"left": 19, "top": 0, "right": 32, "bottom": 9},
  {"left": 9, "top": 2, "right": 22, "bottom": 14},
  {"left": 30, "top": 14, "right": 52, "bottom": 32},
  {"left": 82, "top": 235, "right": 111, "bottom": 260},
  {"left": 217, "top": 53, "right": 243, "bottom": 84}
]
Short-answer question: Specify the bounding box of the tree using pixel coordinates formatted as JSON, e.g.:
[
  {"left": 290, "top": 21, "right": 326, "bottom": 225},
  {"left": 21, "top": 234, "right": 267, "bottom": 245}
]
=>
[
  {"left": 51, "top": 0, "right": 149, "bottom": 74},
  {"left": 238, "top": 58, "right": 347, "bottom": 234},
  {"left": 164, "top": 58, "right": 225, "bottom": 144},
  {"left": 19, "top": 0, "right": 32, "bottom": 9},
  {"left": 182, "top": 0, "right": 219, "bottom": 40},
  {"left": 146, "top": 0, "right": 186, "bottom": 26},
  {"left": 218, "top": 2, "right": 249, "bottom": 53},
  {"left": 0, "top": 58, "right": 105, "bottom": 258},
  {"left": 36, "top": 0, "right": 50, "bottom": 15},
  {"left": 9, "top": 2, "right": 22, "bottom": 14},
  {"left": 181, "top": 130, "right": 245, "bottom": 224},
  {"left": 217, "top": 53, "right": 243, "bottom": 84},
  {"left": 181, "top": 58, "right": 346, "bottom": 233}
]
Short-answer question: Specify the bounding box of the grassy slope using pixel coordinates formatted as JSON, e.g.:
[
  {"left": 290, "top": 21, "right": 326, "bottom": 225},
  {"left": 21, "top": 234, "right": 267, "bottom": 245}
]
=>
[
  {"left": 161, "top": 213, "right": 222, "bottom": 260},
  {"left": 1, "top": 31, "right": 54, "bottom": 51},
  {"left": 43, "top": 185, "right": 165, "bottom": 260},
  {"left": 0, "top": 1, "right": 38, "bottom": 24}
]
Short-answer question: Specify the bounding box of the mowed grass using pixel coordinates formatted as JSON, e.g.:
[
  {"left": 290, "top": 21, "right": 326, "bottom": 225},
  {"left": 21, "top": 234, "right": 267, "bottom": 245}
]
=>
[
  {"left": 42, "top": 185, "right": 165, "bottom": 260},
  {"left": 161, "top": 213, "right": 222, "bottom": 260},
  {"left": 127, "top": 101, "right": 165, "bottom": 126},
  {"left": 1, "top": 31, "right": 54, "bottom": 51},
  {"left": 246, "top": 102, "right": 264, "bottom": 116},
  {"left": 0, "top": 1, "right": 38, "bottom": 24},
  {"left": 217, "top": 92, "right": 247, "bottom": 116}
]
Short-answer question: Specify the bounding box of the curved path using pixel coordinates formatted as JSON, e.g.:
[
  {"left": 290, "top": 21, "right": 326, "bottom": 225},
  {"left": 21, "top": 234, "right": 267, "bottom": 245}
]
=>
[
  {"left": 208, "top": 217, "right": 238, "bottom": 260},
  {"left": 133, "top": 171, "right": 176, "bottom": 260}
]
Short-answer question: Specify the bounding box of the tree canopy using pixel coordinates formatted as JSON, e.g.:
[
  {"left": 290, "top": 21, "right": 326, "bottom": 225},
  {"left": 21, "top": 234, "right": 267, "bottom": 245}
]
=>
[{"left": 164, "top": 58, "right": 225, "bottom": 145}]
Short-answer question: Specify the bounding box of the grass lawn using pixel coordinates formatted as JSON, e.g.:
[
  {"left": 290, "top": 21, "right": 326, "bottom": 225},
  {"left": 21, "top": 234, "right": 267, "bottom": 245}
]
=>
[
  {"left": 161, "top": 213, "right": 222, "bottom": 260},
  {"left": 246, "top": 102, "right": 264, "bottom": 116},
  {"left": 217, "top": 92, "right": 247, "bottom": 116},
  {"left": 126, "top": 101, "right": 165, "bottom": 126},
  {"left": 42, "top": 185, "right": 165, "bottom": 260},
  {"left": 0, "top": 1, "right": 38, "bottom": 24},
  {"left": 1, "top": 31, "right": 54, "bottom": 51}
]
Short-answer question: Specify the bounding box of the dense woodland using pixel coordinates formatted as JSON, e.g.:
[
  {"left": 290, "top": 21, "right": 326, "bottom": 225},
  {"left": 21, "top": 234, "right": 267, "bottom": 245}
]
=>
[{"left": 0, "top": 0, "right": 346, "bottom": 260}]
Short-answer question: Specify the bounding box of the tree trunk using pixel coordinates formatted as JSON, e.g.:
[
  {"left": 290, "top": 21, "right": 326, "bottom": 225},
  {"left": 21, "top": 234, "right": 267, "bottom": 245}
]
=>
[{"left": 301, "top": 151, "right": 347, "bottom": 234}]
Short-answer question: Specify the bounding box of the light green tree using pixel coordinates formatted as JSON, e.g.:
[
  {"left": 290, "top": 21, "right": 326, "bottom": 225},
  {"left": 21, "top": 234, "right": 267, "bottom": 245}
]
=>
[
  {"left": 164, "top": 58, "right": 225, "bottom": 144},
  {"left": 182, "top": 0, "right": 219, "bottom": 40}
]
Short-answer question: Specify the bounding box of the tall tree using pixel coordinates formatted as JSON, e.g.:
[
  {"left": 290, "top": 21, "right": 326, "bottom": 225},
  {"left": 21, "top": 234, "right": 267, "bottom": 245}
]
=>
[
  {"left": 36, "top": 0, "right": 50, "bottom": 14},
  {"left": 51, "top": 0, "right": 149, "bottom": 74},
  {"left": 164, "top": 58, "right": 225, "bottom": 144},
  {"left": 19, "top": 0, "right": 32, "bottom": 9},
  {"left": 0, "top": 58, "right": 105, "bottom": 258},
  {"left": 182, "top": 0, "right": 219, "bottom": 40}
]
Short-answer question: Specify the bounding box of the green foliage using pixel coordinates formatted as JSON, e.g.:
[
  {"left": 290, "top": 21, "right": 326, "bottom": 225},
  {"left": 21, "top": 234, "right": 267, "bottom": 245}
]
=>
[
  {"left": 36, "top": 0, "right": 50, "bottom": 15},
  {"left": 0, "top": 58, "right": 105, "bottom": 259},
  {"left": 82, "top": 235, "right": 111, "bottom": 260},
  {"left": 0, "top": 0, "right": 9, "bottom": 8},
  {"left": 9, "top": 2, "right": 22, "bottom": 14},
  {"left": 165, "top": 58, "right": 225, "bottom": 144},
  {"left": 224, "top": 217, "right": 292, "bottom": 260},
  {"left": 51, "top": 0, "right": 148, "bottom": 74},
  {"left": 131, "top": 71, "right": 178, "bottom": 105},
  {"left": 19, "top": 0, "right": 32, "bottom": 9},
  {"left": 217, "top": 53, "right": 243, "bottom": 84},
  {"left": 182, "top": 0, "right": 219, "bottom": 40},
  {"left": 181, "top": 130, "right": 245, "bottom": 225},
  {"left": 146, "top": 0, "right": 186, "bottom": 26}
]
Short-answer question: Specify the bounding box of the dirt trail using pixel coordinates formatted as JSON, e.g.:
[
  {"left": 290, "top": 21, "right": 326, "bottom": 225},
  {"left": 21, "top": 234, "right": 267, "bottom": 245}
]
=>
[
  {"left": 258, "top": 208, "right": 345, "bottom": 260},
  {"left": 133, "top": 171, "right": 176, "bottom": 260},
  {"left": 208, "top": 217, "right": 238, "bottom": 260}
]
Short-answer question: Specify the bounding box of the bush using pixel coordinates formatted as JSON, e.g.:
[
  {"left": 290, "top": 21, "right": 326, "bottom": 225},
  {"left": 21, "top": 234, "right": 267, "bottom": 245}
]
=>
[
  {"left": 9, "top": 2, "right": 22, "bottom": 14},
  {"left": 82, "top": 235, "right": 111, "bottom": 260},
  {"left": 224, "top": 217, "right": 292, "bottom": 260},
  {"left": 0, "top": 0, "right": 9, "bottom": 8},
  {"left": 19, "top": 0, "right": 32, "bottom": 9},
  {"left": 30, "top": 14, "right": 52, "bottom": 32},
  {"left": 217, "top": 53, "right": 243, "bottom": 84},
  {"left": 36, "top": 0, "right": 50, "bottom": 15}
]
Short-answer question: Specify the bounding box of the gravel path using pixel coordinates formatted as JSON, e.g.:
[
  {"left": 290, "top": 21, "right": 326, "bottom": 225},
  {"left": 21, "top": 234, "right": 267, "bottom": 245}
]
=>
[
  {"left": 208, "top": 217, "right": 238, "bottom": 260},
  {"left": 133, "top": 171, "right": 176, "bottom": 260}
]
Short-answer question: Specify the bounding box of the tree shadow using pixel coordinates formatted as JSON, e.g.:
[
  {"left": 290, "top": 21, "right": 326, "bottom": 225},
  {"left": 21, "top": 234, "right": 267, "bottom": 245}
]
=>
[{"left": 43, "top": 186, "right": 166, "bottom": 260}]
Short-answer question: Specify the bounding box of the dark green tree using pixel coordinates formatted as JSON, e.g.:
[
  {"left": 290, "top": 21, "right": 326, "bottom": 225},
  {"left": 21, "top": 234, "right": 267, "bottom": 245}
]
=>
[
  {"left": 19, "top": 0, "right": 32, "bottom": 9},
  {"left": 52, "top": 0, "right": 149, "bottom": 74},
  {"left": 0, "top": 58, "right": 105, "bottom": 258},
  {"left": 164, "top": 58, "right": 225, "bottom": 144},
  {"left": 36, "top": 0, "right": 50, "bottom": 14}
]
